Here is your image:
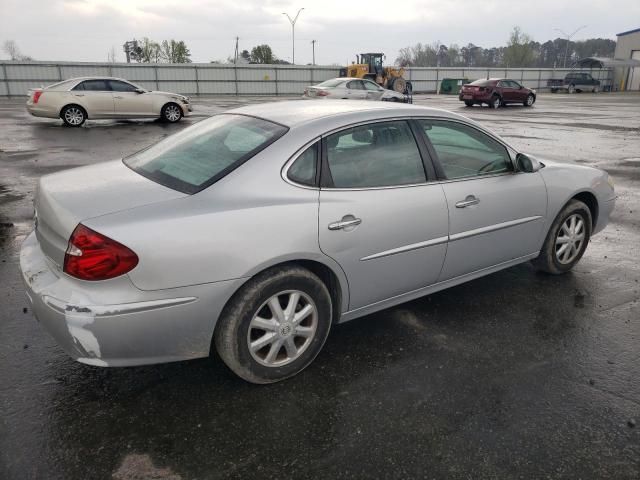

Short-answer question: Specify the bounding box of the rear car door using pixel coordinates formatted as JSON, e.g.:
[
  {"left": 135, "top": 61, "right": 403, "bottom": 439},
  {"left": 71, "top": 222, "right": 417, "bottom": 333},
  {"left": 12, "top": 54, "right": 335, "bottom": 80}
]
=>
[
  {"left": 72, "top": 79, "right": 114, "bottom": 117},
  {"left": 346, "top": 80, "right": 367, "bottom": 99},
  {"left": 416, "top": 119, "right": 547, "bottom": 281},
  {"left": 109, "top": 80, "right": 153, "bottom": 116},
  {"left": 318, "top": 120, "right": 449, "bottom": 311}
]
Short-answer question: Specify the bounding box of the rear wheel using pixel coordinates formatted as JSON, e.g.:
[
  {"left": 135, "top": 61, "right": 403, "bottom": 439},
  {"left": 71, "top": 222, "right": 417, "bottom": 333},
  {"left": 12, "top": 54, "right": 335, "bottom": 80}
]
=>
[
  {"left": 61, "top": 105, "right": 86, "bottom": 127},
  {"left": 532, "top": 199, "right": 592, "bottom": 274},
  {"left": 489, "top": 95, "right": 502, "bottom": 109},
  {"left": 161, "top": 103, "right": 182, "bottom": 123},
  {"left": 524, "top": 94, "right": 535, "bottom": 107},
  {"left": 214, "top": 265, "right": 332, "bottom": 384}
]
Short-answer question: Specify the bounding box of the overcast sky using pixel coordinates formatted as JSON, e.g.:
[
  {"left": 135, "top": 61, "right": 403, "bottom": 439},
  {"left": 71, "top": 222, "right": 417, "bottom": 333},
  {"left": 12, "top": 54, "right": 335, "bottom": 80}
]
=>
[{"left": 1, "top": 0, "right": 637, "bottom": 64}]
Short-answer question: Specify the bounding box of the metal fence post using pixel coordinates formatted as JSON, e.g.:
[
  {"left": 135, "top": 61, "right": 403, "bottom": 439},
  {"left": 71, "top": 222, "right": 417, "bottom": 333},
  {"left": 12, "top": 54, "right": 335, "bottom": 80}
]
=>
[
  {"left": 194, "top": 65, "right": 199, "bottom": 96},
  {"left": 234, "top": 65, "right": 238, "bottom": 96},
  {"left": 1, "top": 63, "right": 10, "bottom": 96},
  {"left": 154, "top": 65, "right": 159, "bottom": 90},
  {"left": 57, "top": 64, "right": 63, "bottom": 81},
  {"left": 435, "top": 67, "right": 439, "bottom": 94},
  {"left": 538, "top": 70, "right": 542, "bottom": 90},
  {"left": 275, "top": 67, "right": 279, "bottom": 96}
]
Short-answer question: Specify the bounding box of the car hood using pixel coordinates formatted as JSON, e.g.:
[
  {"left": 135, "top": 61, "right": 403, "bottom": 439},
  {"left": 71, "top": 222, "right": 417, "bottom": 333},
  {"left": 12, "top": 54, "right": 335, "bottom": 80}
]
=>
[{"left": 34, "top": 160, "right": 186, "bottom": 266}]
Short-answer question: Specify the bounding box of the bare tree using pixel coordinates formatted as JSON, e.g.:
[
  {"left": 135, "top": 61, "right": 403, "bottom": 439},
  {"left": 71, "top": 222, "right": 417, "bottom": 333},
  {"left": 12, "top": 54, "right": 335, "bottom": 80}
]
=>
[{"left": 3, "top": 40, "right": 33, "bottom": 61}]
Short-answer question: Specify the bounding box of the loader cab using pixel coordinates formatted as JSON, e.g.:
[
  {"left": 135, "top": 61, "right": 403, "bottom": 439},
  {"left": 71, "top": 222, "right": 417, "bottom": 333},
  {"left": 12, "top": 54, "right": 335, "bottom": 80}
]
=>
[{"left": 358, "top": 53, "right": 385, "bottom": 75}]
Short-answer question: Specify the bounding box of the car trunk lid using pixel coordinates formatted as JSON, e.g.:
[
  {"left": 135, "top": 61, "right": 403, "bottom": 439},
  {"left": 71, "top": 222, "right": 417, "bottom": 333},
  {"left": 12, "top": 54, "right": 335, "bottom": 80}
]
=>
[{"left": 34, "top": 160, "right": 187, "bottom": 267}]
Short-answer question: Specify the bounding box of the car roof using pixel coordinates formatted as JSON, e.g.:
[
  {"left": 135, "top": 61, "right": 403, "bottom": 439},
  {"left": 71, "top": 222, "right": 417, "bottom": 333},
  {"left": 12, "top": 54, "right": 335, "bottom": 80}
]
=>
[{"left": 229, "top": 100, "right": 466, "bottom": 129}]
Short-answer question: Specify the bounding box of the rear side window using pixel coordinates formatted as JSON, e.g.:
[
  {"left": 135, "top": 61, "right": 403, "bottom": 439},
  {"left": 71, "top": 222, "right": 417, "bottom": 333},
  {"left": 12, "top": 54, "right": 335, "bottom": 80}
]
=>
[
  {"left": 288, "top": 143, "right": 318, "bottom": 187},
  {"left": 124, "top": 114, "right": 288, "bottom": 194},
  {"left": 325, "top": 121, "right": 426, "bottom": 188},
  {"left": 75, "top": 80, "right": 110, "bottom": 91}
]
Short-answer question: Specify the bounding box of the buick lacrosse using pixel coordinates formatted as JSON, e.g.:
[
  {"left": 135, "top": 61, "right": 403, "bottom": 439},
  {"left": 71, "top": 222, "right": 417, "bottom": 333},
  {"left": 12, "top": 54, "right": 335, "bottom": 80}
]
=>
[{"left": 20, "top": 101, "right": 615, "bottom": 383}]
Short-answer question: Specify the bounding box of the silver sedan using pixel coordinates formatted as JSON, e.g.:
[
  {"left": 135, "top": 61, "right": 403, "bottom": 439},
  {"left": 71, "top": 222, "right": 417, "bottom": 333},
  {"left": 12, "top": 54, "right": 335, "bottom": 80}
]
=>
[
  {"left": 303, "top": 77, "right": 407, "bottom": 102},
  {"left": 20, "top": 101, "right": 615, "bottom": 383}
]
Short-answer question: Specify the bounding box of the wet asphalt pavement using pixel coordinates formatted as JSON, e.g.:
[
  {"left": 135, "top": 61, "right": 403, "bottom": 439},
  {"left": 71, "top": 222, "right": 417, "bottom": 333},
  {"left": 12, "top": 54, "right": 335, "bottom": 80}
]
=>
[{"left": 1, "top": 93, "right": 639, "bottom": 479}]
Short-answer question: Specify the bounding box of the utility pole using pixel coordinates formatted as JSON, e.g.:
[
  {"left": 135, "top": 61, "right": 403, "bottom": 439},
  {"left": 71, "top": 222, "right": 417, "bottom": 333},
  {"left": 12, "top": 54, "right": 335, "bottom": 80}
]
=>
[
  {"left": 554, "top": 26, "right": 587, "bottom": 68},
  {"left": 282, "top": 8, "right": 304, "bottom": 65},
  {"left": 234, "top": 36, "right": 239, "bottom": 64},
  {"left": 311, "top": 39, "right": 316, "bottom": 65}
]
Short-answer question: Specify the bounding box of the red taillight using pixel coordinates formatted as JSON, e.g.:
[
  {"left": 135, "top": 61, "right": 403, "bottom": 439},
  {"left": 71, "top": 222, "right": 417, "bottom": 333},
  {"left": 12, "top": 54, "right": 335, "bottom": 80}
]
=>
[
  {"left": 63, "top": 224, "right": 138, "bottom": 281},
  {"left": 317, "top": 90, "right": 329, "bottom": 96},
  {"left": 33, "top": 91, "right": 43, "bottom": 104}
]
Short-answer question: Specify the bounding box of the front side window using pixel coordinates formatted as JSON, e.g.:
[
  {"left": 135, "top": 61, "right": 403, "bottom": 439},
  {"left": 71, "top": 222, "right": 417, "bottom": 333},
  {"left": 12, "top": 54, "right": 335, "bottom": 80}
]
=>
[
  {"left": 325, "top": 121, "right": 426, "bottom": 188},
  {"left": 419, "top": 120, "right": 512, "bottom": 180},
  {"left": 124, "top": 114, "right": 288, "bottom": 194},
  {"left": 363, "top": 80, "right": 381, "bottom": 91},
  {"left": 109, "top": 80, "right": 138, "bottom": 92},
  {"left": 287, "top": 143, "right": 318, "bottom": 187},
  {"left": 76, "top": 80, "right": 110, "bottom": 91}
]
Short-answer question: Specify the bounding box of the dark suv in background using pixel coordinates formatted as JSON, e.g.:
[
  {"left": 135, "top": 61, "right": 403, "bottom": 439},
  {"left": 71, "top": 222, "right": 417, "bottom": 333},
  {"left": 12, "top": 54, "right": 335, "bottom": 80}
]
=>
[{"left": 459, "top": 78, "right": 536, "bottom": 108}]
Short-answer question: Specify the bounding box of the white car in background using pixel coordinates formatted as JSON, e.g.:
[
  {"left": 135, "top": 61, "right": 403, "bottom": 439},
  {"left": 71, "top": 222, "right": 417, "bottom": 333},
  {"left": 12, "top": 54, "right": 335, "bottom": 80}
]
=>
[
  {"left": 26, "top": 77, "right": 192, "bottom": 127},
  {"left": 303, "top": 78, "right": 408, "bottom": 102}
]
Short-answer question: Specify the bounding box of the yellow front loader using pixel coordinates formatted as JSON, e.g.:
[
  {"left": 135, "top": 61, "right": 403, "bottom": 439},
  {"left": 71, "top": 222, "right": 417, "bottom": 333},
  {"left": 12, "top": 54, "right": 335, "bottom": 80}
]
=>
[{"left": 339, "top": 53, "right": 412, "bottom": 94}]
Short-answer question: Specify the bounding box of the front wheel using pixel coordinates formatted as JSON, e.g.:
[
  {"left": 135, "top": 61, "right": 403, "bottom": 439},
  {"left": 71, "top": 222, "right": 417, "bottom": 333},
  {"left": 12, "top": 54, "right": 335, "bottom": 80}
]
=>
[
  {"left": 568, "top": 84, "right": 576, "bottom": 94},
  {"left": 532, "top": 199, "right": 592, "bottom": 274},
  {"left": 524, "top": 94, "right": 535, "bottom": 107},
  {"left": 214, "top": 266, "right": 332, "bottom": 384},
  {"left": 161, "top": 103, "right": 183, "bottom": 123},
  {"left": 464, "top": 100, "right": 474, "bottom": 107}
]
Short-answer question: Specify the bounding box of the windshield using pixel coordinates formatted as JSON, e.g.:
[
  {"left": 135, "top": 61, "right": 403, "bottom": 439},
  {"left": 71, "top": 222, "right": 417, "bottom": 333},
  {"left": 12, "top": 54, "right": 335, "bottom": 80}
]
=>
[
  {"left": 124, "top": 114, "right": 288, "bottom": 194},
  {"left": 316, "top": 79, "right": 344, "bottom": 88}
]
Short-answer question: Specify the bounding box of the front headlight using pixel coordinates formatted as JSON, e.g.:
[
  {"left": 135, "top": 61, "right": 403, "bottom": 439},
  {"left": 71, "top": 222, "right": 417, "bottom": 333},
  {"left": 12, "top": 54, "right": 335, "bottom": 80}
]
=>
[{"left": 607, "top": 175, "right": 615, "bottom": 189}]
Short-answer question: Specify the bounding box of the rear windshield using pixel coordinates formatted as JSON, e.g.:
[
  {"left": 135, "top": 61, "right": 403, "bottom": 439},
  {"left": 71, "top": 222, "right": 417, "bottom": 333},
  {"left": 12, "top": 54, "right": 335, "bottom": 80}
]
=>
[
  {"left": 316, "top": 79, "right": 344, "bottom": 87},
  {"left": 124, "top": 114, "right": 288, "bottom": 194},
  {"left": 468, "top": 79, "right": 494, "bottom": 86}
]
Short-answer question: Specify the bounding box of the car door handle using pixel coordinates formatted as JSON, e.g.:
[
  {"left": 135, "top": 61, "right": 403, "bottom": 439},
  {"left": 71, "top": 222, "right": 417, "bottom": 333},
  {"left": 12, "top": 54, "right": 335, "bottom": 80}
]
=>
[
  {"left": 455, "top": 195, "right": 480, "bottom": 208},
  {"left": 74, "top": 94, "right": 84, "bottom": 97},
  {"left": 114, "top": 96, "right": 123, "bottom": 99},
  {"left": 328, "top": 218, "right": 362, "bottom": 230}
]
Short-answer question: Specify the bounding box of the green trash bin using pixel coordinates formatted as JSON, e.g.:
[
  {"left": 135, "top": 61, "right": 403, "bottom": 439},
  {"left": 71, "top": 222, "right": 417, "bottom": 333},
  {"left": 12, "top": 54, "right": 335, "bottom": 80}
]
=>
[{"left": 440, "top": 78, "right": 469, "bottom": 95}]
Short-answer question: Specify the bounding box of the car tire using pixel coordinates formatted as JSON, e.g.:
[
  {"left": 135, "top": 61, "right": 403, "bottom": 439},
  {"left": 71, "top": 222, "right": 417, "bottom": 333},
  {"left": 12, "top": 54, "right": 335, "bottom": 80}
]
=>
[
  {"left": 464, "top": 101, "right": 474, "bottom": 107},
  {"left": 161, "top": 103, "right": 183, "bottom": 123},
  {"left": 568, "top": 84, "right": 576, "bottom": 94},
  {"left": 531, "top": 199, "right": 592, "bottom": 275},
  {"left": 214, "top": 265, "right": 333, "bottom": 384},
  {"left": 593, "top": 86, "right": 600, "bottom": 93},
  {"left": 61, "top": 105, "right": 87, "bottom": 127},
  {"left": 524, "top": 94, "right": 535, "bottom": 107},
  {"left": 489, "top": 95, "right": 502, "bottom": 109},
  {"left": 551, "top": 88, "right": 558, "bottom": 93}
]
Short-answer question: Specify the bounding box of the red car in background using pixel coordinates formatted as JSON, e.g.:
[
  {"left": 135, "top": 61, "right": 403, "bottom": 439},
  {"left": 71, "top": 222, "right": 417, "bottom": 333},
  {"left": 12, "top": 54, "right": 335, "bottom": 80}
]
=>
[{"left": 459, "top": 78, "right": 536, "bottom": 109}]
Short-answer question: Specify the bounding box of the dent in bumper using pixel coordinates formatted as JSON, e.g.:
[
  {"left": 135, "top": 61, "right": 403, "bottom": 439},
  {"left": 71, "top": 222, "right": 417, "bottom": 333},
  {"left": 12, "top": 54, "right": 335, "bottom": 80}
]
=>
[{"left": 20, "top": 231, "right": 242, "bottom": 367}]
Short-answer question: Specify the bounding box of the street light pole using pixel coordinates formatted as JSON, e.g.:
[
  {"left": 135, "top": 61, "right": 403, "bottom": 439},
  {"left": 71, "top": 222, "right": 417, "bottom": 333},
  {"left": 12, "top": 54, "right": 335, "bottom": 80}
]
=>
[
  {"left": 311, "top": 39, "right": 316, "bottom": 65},
  {"left": 282, "top": 8, "right": 304, "bottom": 65},
  {"left": 554, "top": 26, "right": 587, "bottom": 68}
]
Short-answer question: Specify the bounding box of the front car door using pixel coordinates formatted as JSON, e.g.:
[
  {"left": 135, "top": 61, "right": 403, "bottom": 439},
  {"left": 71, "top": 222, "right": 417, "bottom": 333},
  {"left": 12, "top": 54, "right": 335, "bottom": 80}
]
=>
[
  {"left": 109, "top": 80, "right": 153, "bottom": 116},
  {"left": 498, "top": 80, "right": 517, "bottom": 103},
  {"left": 318, "top": 120, "right": 449, "bottom": 311},
  {"left": 509, "top": 80, "right": 527, "bottom": 101},
  {"left": 416, "top": 119, "right": 547, "bottom": 281},
  {"left": 72, "top": 79, "right": 114, "bottom": 117},
  {"left": 363, "top": 80, "right": 385, "bottom": 100}
]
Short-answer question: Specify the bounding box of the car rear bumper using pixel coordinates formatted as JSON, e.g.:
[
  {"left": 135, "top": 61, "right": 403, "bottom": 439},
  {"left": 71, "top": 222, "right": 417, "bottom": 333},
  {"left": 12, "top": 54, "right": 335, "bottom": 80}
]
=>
[
  {"left": 458, "top": 93, "right": 493, "bottom": 102},
  {"left": 20, "top": 231, "right": 242, "bottom": 367},
  {"left": 26, "top": 103, "right": 58, "bottom": 119}
]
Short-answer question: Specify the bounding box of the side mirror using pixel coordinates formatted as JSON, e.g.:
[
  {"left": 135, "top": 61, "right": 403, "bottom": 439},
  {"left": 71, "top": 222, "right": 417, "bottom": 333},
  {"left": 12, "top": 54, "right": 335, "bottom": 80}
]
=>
[
  {"left": 135, "top": 88, "right": 145, "bottom": 94},
  {"left": 516, "top": 153, "right": 541, "bottom": 173}
]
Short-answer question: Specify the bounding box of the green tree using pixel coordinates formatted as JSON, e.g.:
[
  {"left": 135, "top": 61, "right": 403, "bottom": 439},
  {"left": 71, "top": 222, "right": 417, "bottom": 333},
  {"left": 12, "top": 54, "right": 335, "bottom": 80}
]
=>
[
  {"left": 503, "top": 26, "right": 535, "bottom": 67},
  {"left": 138, "top": 37, "right": 161, "bottom": 63},
  {"left": 160, "top": 40, "right": 192, "bottom": 63},
  {"left": 250, "top": 45, "right": 275, "bottom": 64}
]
